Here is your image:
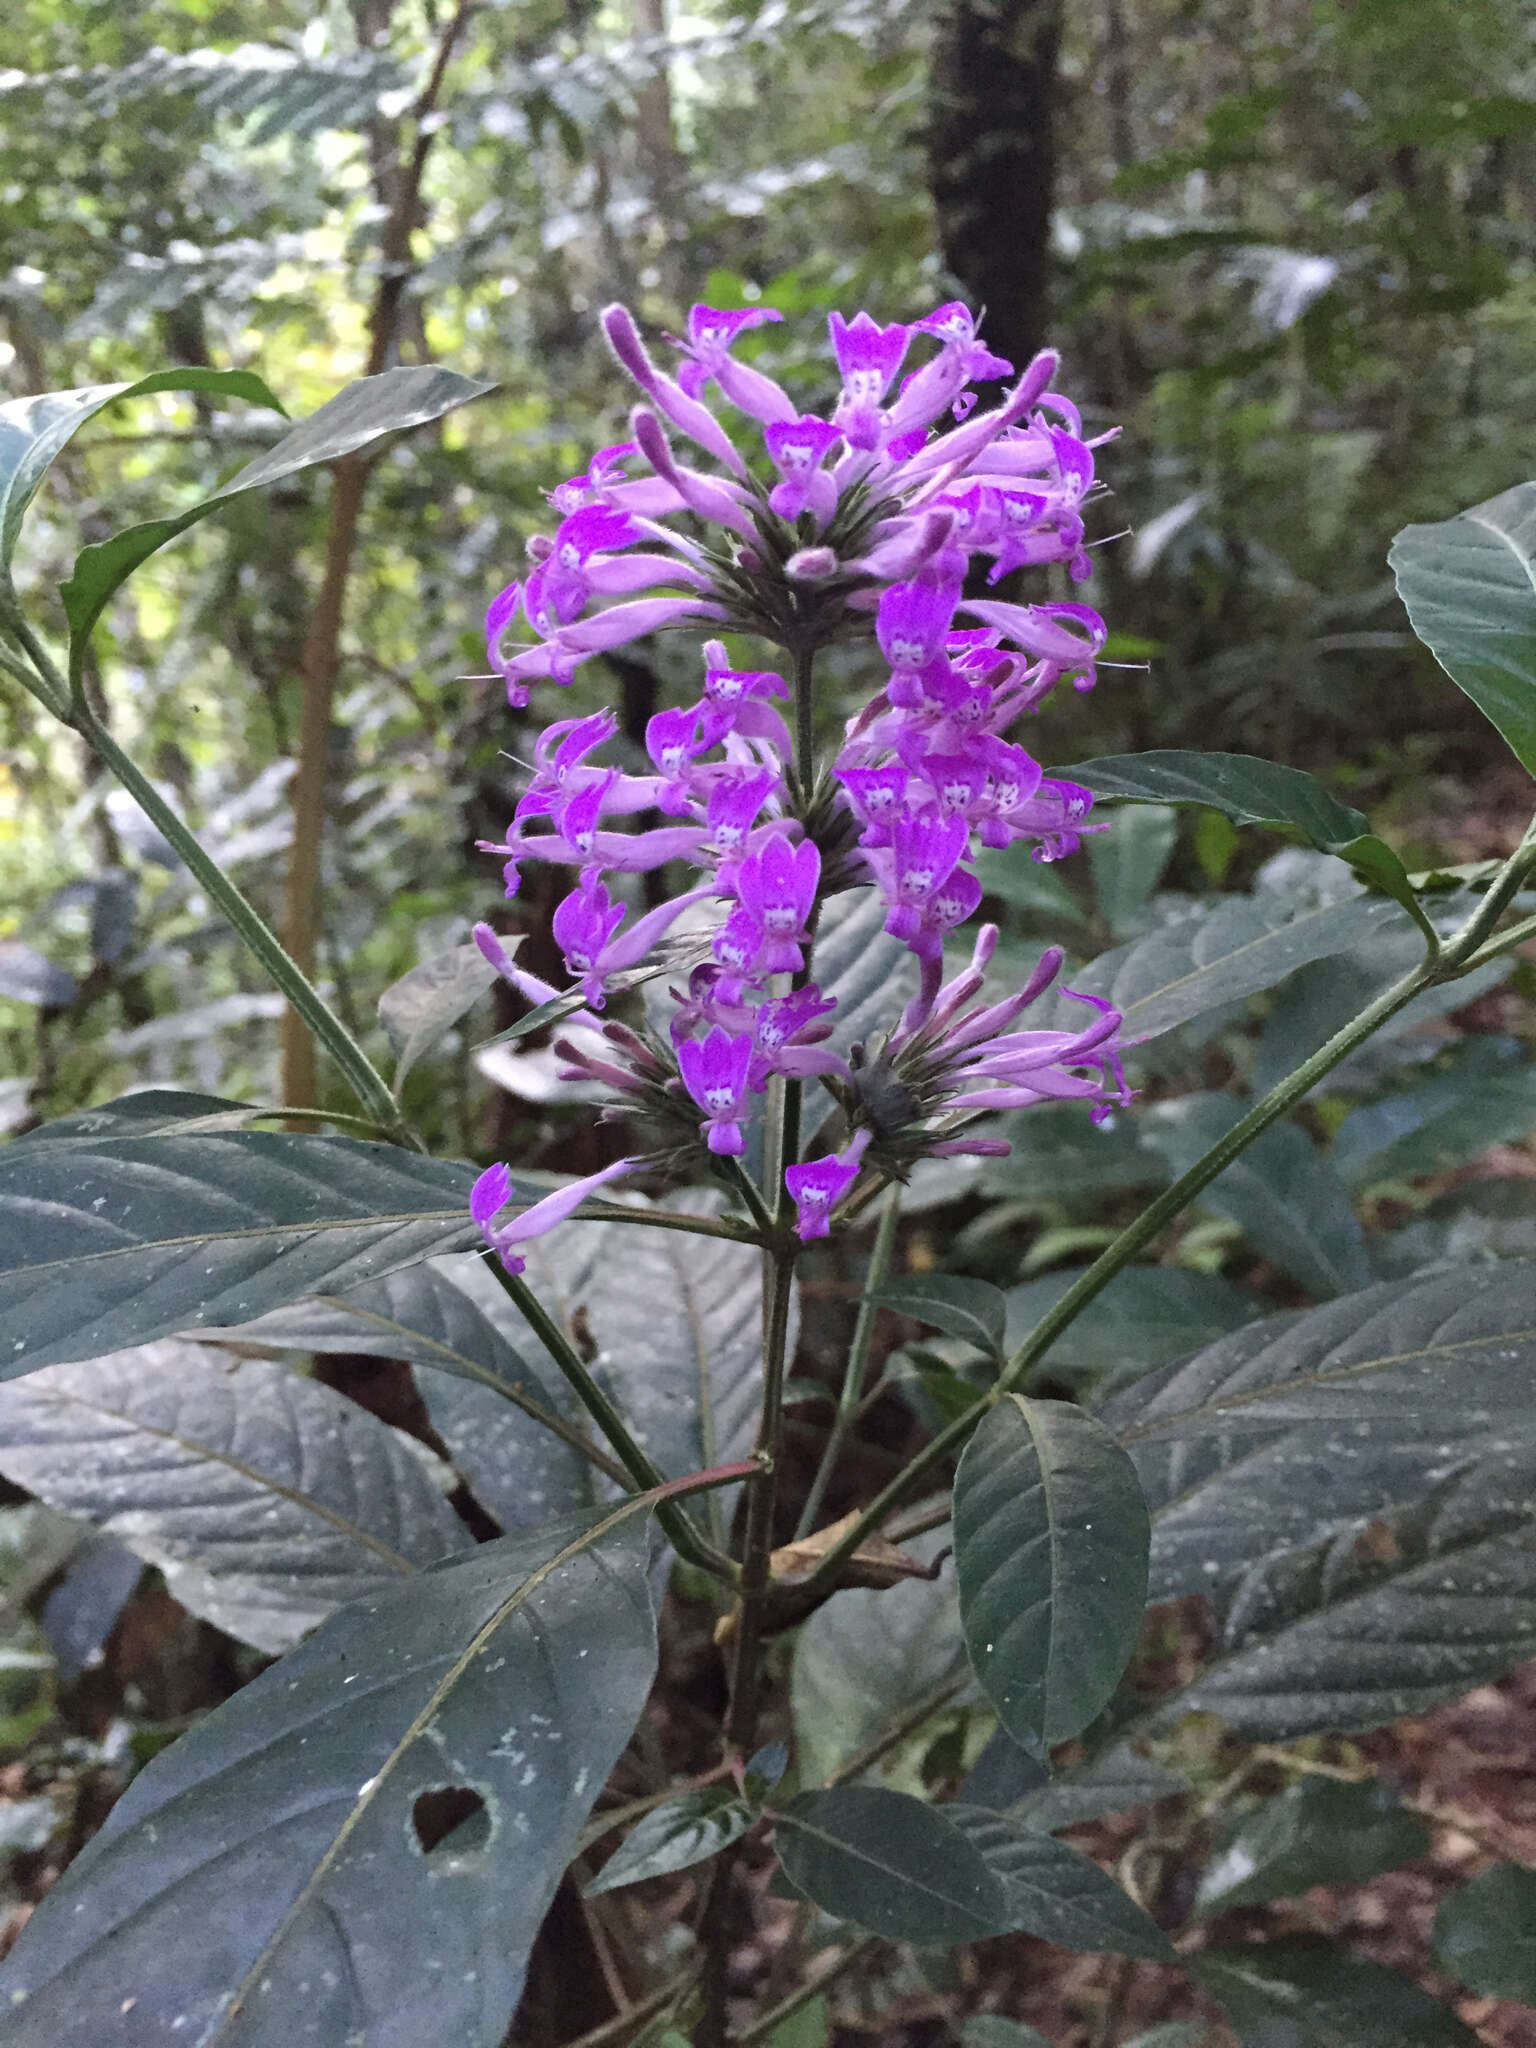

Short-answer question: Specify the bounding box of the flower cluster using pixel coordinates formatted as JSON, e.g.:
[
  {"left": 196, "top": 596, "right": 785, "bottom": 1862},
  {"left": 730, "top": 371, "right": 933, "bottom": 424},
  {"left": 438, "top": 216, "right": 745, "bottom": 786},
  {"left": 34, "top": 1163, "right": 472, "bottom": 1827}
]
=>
[{"left": 470, "top": 296, "right": 1130, "bottom": 1254}]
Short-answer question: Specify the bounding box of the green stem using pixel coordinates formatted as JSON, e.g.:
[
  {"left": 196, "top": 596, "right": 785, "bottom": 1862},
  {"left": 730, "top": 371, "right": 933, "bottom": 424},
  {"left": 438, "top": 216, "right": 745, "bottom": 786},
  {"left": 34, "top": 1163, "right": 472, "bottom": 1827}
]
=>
[
  {"left": 71, "top": 702, "right": 409, "bottom": 1143},
  {"left": 481, "top": 1252, "right": 740, "bottom": 1585},
  {"left": 1461, "top": 908, "right": 1536, "bottom": 972},
  {"left": 792, "top": 640, "right": 816, "bottom": 798},
  {"left": 798, "top": 953, "right": 1441, "bottom": 1596},
  {"left": 795, "top": 1182, "right": 901, "bottom": 1539},
  {"left": 725, "top": 1245, "right": 798, "bottom": 1746},
  {"left": 717, "top": 1157, "right": 778, "bottom": 1238},
  {"left": 576, "top": 1199, "right": 760, "bottom": 1245},
  {"left": 734, "top": 1938, "right": 883, "bottom": 2048},
  {"left": 0, "top": 604, "right": 70, "bottom": 717},
  {"left": 1439, "top": 813, "right": 1536, "bottom": 967}
]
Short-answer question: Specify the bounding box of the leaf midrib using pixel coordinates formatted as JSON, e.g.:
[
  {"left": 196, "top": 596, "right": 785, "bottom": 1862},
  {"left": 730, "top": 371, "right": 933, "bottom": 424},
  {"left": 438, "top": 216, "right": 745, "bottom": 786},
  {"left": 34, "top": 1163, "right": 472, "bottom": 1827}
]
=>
[
  {"left": 10, "top": 1377, "right": 422, "bottom": 1575},
  {"left": 207, "top": 1497, "right": 649, "bottom": 2046},
  {"left": 1117, "top": 1318, "right": 1536, "bottom": 1443}
]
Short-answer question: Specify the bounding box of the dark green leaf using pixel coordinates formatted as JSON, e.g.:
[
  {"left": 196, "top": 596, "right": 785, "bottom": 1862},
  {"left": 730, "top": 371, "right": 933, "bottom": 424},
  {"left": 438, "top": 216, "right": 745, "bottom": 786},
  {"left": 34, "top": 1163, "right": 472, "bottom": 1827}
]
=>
[
  {"left": 60, "top": 366, "right": 494, "bottom": 647},
  {"left": 203, "top": 1254, "right": 596, "bottom": 1529},
  {"left": 1194, "top": 1778, "right": 1429, "bottom": 1914},
  {"left": 791, "top": 1531, "right": 966, "bottom": 1786},
  {"left": 0, "top": 1340, "right": 468, "bottom": 1652},
  {"left": 1106, "top": 1265, "right": 1536, "bottom": 1602},
  {"left": 1194, "top": 1939, "right": 1480, "bottom": 2046},
  {"left": 954, "top": 1396, "right": 1150, "bottom": 1749},
  {"left": 973, "top": 842, "right": 1091, "bottom": 925},
  {"left": 874, "top": 1277, "right": 1008, "bottom": 1360},
  {"left": 519, "top": 1197, "right": 772, "bottom": 1539},
  {"left": 1087, "top": 804, "right": 1178, "bottom": 937},
  {"left": 0, "top": 370, "right": 282, "bottom": 575},
  {"left": 13, "top": 1089, "right": 255, "bottom": 1141},
  {"left": 949, "top": 1805, "right": 1173, "bottom": 1958},
  {"left": 1067, "top": 751, "right": 1367, "bottom": 851},
  {"left": 1433, "top": 1863, "right": 1536, "bottom": 1999},
  {"left": 1110, "top": 1261, "right": 1536, "bottom": 1442},
  {"left": 961, "top": 2019, "right": 1053, "bottom": 2048},
  {"left": 1143, "top": 1097, "right": 1371, "bottom": 1297},
  {"left": 379, "top": 942, "right": 498, "bottom": 1090},
  {"left": 585, "top": 1786, "right": 754, "bottom": 1895},
  {"left": 1004, "top": 1267, "right": 1263, "bottom": 1389},
  {"left": 1333, "top": 1038, "right": 1536, "bottom": 1185},
  {"left": 773, "top": 1787, "right": 1007, "bottom": 1945},
  {"left": 0, "top": 1502, "right": 658, "bottom": 2047},
  {"left": 1066, "top": 753, "right": 1425, "bottom": 916},
  {"left": 983, "top": 1102, "right": 1169, "bottom": 1201},
  {"left": 1056, "top": 889, "right": 1409, "bottom": 1045},
  {"left": 1391, "top": 482, "right": 1536, "bottom": 778},
  {"left": 0, "top": 1132, "right": 479, "bottom": 1372},
  {"left": 1150, "top": 1445, "right": 1536, "bottom": 1739},
  {"left": 1010, "top": 1751, "right": 1188, "bottom": 1834}
]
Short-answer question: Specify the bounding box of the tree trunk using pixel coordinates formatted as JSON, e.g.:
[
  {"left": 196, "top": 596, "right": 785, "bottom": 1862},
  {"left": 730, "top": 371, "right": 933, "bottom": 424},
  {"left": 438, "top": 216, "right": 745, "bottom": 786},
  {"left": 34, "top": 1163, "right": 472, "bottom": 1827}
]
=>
[{"left": 928, "top": 0, "right": 1063, "bottom": 370}]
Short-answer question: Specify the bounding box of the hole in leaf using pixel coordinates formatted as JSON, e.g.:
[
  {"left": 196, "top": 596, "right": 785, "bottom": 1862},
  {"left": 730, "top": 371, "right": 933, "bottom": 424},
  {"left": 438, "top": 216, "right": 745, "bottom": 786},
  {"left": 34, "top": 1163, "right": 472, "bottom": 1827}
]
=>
[{"left": 411, "top": 1784, "right": 491, "bottom": 1857}]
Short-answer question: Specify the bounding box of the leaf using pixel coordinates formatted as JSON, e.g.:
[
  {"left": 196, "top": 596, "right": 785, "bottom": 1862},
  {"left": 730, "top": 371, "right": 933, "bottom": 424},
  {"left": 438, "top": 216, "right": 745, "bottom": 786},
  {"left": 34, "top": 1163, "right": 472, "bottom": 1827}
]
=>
[
  {"left": 1108, "top": 1261, "right": 1536, "bottom": 1442},
  {"left": 1009, "top": 1750, "right": 1188, "bottom": 1833},
  {"left": 379, "top": 941, "right": 499, "bottom": 1090},
  {"left": 953, "top": 1396, "right": 1150, "bottom": 1749},
  {"left": 519, "top": 1197, "right": 773, "bottom": 1538},
  {"left": 1067, "top": 750, "right": 1374, "bottom": 856},
  {"left": 791, "top": 1530, "right": 968, "bottom": 1786},
  {"left": 60, "top": 365, "right": 494, "bottom": 648},
  {"left": 973, "top": 841, "right": 1090, "bottom": 925},
  {"left": 1106, "top": 1264, "right": 1536, "bottom": 1602},
  {"left": 0, "top": 1131, "right": 479, "bottom": 1372},
  {"left": 0, "top": 1341, "right": 469, "bottom": 1653},
  {"left": 1194, "top": 1939, "right": 1480, "bottom": 2046},
  {"left": 985, "top": 1101, "right": 1170, "bottom": 1200},
  {"left": 1391, "top": 482, "right": 1536, "bottom": 778},
  {"left": 800, "top": 887, "right": 919, "bottom": 1146},
  {"left": 1433, "top": 1863, "right": 1536, "bottom": 1999},
  {"left": 772, "top": 1787, "right": 1007, "bottom": 1945},
  {"left": 1087, "top": 803, "right": 1178, "bottom": 937},
  {"left": 1123, "top": 2030, "right": 1211, "bottom": 2048},
  {"left": 948, "top": 1805, "right": 1173, "bottom": 1958},
  {"left": 0, "top": 1502, "right": 658, "bottom": 2048},
  {"left": 0, "top": 944, "right": 75, "bottom": 1007},
  {"left": 1003, "top": 1268, "right": 1263, "bottom": 1389},
  {"left": 0, "top": 370, "right": 282, "bottom": 576},
  {"left": 12, "top": 1088, "right": 255, "bottom": 1141},
  {"left": 1333, "top": 1038, "right": 1536, "bottom": 1185},
  {"left": 1148, "top": 1444, "right": 1536, "bottom": 1739},
  {"left": 1056, "top": 888, "right": 1409, "bottom": 1045},
  {"left": 584, "top": 1786, "right": 754, "bottom": 1895},
  {"left": 962, "top": 2019, "right": 1053, "bottom": 2048},
  {"left": 201, "top": 1254, "right": 594, "bottom": 1530},
  {"left": 1143, "top": 1097, "right": 1371, "bottom": 1297},
  {"left": 1193, "top": 1778, "right": 1429, "bottom": 1914},
  {"left": 873, "top": 1277, "right": 1008, "bottom": 1360}
]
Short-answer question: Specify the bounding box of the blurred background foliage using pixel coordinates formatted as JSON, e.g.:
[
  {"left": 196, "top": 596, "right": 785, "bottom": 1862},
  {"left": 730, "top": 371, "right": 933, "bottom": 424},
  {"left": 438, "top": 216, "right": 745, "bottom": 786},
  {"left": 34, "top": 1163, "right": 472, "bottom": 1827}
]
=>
[{"left": 1, "top": 0, "right": 1534, "bottom": 1140}]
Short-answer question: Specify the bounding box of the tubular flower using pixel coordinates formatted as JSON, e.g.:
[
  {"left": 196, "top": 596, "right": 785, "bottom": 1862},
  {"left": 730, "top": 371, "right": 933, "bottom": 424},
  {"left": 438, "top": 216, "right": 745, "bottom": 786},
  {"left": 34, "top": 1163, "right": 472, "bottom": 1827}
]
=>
[{"left": 469, "top": 293, "right": 1130, "bottom": 1229}]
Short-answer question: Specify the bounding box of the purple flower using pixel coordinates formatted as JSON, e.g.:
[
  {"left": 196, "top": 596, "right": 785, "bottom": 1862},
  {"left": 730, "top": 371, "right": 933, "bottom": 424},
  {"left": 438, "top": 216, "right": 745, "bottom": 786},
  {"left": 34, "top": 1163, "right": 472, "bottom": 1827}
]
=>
[
  {"left": 673, "top": 304, "right": 796, "bottom": 424},
  {"left": 551, "top": 873, "right": 712, "bottom": 1007},
  {"left": 829, "top": 312, "right": 911, "bottom": 448},
  {"left": 876, "top": 576, "right": 960, "bottom": 679},
  {"left": 765, "top": 417, "right": 843, "bottom": 524},
  {"left": 785, "top": 1129, "right": 871, "bottom": 1241},
  {"left": 678, "top": 1025, "right": 756, "bottom": 1154},
  {"left": 472, "top": 1157, "right": 637, "bottom": 1275},
  {"left": 735, "top": 833, "right": 820, "bottom": 975}
]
